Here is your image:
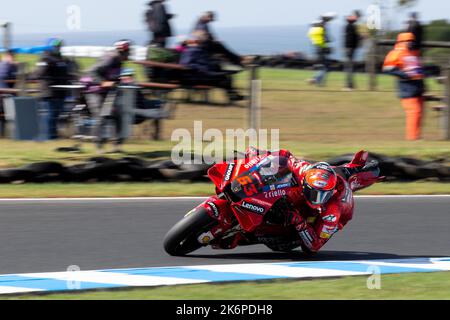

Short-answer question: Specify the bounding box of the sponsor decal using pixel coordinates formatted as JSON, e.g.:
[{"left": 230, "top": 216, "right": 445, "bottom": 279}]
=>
[
  {"left": 323, "top": 214, "right": 337, "bottom": 223},
  {"left": 312, "top": 180, "right": 328, "bottom": 188},
  {"left": 244, "top": 156, "right": 265, "bottom": 169},
  {"left": 322, "top": 225, "right": 338, "bottom": 235},
  {"left": 276, "top": 182, "right": 291, "bottom": 190},
  {"left": 223, "top": 163, "right": 235, "bottom": 182},
  {"left": 320, "top": 232, "right": 332, "bottom": 239},
  {"left": 264, "top": 189, "right": 287, "bottom": 199},
  {"left": 315, "top": 163, "right": 332, "bottom": 171},
  {"left": 241, "top": 201, "right": 265, "bottom": 214},
  {"left": 197, "top": 231, "right": 214, "bottom": 244},
  {"left": 207, "top": 202, "right": 220, "bottom": 218}
]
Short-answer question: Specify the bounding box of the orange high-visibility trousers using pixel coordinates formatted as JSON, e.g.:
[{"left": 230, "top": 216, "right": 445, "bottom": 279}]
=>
[{"left": 401, "top": 97, "right": 424, "bottom": 141}]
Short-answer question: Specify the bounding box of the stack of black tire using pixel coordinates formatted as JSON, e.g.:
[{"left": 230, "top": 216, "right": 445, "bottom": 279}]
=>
[
  {"left": 0, "top": 154, "right": 448, "bottom": 184},
  {"left": 327, "top": 153, "right": 450, "bottom": 182},
  {"left": 0, "top": 157, "right": 211, "bottom": 184}
]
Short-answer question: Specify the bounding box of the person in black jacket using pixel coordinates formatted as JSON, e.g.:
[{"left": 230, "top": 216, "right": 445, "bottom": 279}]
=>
[
  {"left": 407, "top": 12, "right": 423, "bottom": 54},
  {"left": 145, "top": 0, "right": 174, "bottom": 48},
  {"left": 193, "top": 11, "right": 242, "bottom": 67},
  {"left": 180, "top": 31, "right": 244, "bottom": 102},
  {"left": 88, "top": 40, "right": 132, "bottom": 153},
  {"left": 343, "top": 11, "right": 361, "bottom": 90},
  {"left": 31, "top": 39, "right": 77, "bottom": 140},
  {"left": 0, "top": 50, "right": 18, "bottom": 137},
  {"left": 0, "top": 50, "right": 18, "bottom": 89}
]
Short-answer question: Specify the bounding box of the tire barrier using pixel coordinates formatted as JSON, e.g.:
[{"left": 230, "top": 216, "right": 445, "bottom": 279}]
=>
[
  {"left": 326, "top": 153, "right": 450, "bottom": 182},
  {"left": 0, "top": 154, "right": 447, "bottom": 184},
  {"left": 0, "top": 157, "right": 212, "bottom": 184},
  {"left": 252, "top": 55, "right": 441, "bottom": 76}
]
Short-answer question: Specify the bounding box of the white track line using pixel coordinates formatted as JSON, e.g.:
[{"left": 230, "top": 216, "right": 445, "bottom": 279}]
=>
[
  {"left": 0, "top": 286, "right": 43, "bottom": 294},
  {"left": 0, "top": 195, "right": 448, "bottom": 202},
  {"left": 191, "top": 264, "right": 367, "bottom": 278},
  {"left": 20, "top": 271, "right": 208, "bottom": 287}
]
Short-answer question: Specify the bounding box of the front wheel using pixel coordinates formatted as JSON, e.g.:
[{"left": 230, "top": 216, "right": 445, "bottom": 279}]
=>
[{"left": 163, "top": 208, "right": 218, "bottom": 256}]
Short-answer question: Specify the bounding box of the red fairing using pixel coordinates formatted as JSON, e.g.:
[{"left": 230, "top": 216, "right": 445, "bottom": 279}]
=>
[
  {"left": 197, "top": 196, "right": 236, "bottom": 235},
  {"left": 205, "top": 149, "right": 300, "bottom": 234},
  {"left": 207, "top": 162, "right": 232, "bottom": 192},
  {"left": 232, "top": 205, "right": 265, "bottom": 233}
]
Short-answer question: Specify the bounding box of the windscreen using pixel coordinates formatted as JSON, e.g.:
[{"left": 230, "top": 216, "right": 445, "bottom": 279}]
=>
[{"left": 230, "top": 156, "right": 293, "bottom": 200}]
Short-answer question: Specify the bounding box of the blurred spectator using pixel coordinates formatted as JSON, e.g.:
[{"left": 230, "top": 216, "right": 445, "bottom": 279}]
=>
[
  {"left": 88, "top": 40, "right": 132, "bottom": 153},
  {"left": 383, "top": 33, "right": 425, "bottom": 141},
  {"left": 173, "top": 35, "right": 189, "bottom": 54},
  {"left": 119, "top": 68, "right": 165, "bottom": 126},
  {"left": 0, "top": 50, "right": 18, "bottom": 137},
  {"left": 308, "top": 13, "right": 336, "bottom": 86},
  {"left": 180, "top": 31, "right": 244, "bottom": 102},
  {"left": 89, "top": 40, "right": 131, "bottom": 83},
  {"left": 145, "top": 0, "right": 174, "bottom": 48},
  {"left": 406, "top": 12, "right": 424, "bottom": 53},
  {"left": 193, "top": 11, "right": 242, "bottom": 67},
  {"left": 0, "top": 50, "right": 18, "bottom": 89},
  {"left": 30, "top": 39, "right": 76, "bottom": 140},
  {"left": 343, "top": 11, "right": 362, "bottom": 90}
]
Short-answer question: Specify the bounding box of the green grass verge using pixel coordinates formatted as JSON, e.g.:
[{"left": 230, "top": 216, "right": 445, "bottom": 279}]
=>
[
  {"left": 8, "top": 272, "right": 450, "bottom": 300},
  {"left": 0, "top": 181, "right": 448, "bottom": 198}
]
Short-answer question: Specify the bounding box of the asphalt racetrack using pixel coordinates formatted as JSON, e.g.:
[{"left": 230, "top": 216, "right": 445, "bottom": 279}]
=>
[{"left": 0, "top": 196, "right": 449, "bottom": 275}]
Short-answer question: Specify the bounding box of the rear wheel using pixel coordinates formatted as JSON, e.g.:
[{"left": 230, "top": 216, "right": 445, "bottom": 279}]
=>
[{"left": 163, "top": 208, "right": 218, "bottom": 256}]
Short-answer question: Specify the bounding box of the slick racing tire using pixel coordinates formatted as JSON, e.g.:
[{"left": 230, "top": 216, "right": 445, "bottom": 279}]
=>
[{"left": 163, "top": 207, "right": 218, "bottom": 256}]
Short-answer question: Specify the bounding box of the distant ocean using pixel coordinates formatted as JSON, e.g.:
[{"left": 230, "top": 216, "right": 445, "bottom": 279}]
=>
[{"left": 12, "top": 25, "right": 368, "bottom": 60}]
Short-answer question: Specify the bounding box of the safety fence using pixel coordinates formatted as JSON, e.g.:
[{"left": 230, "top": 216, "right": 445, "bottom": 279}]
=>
[
  {"left": 0, "top": 154, "right": 447, "bottom": 184},
  {"left": 1, "top": 45, "right": 450, "bottom": 142}
]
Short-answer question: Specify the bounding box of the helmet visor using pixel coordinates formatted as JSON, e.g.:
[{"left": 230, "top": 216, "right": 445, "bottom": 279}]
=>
[{"left": 303, "top": 183, "right": 334, "bottom": 205}]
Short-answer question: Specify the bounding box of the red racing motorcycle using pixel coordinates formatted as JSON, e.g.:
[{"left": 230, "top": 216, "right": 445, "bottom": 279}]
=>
[
  {"left": 164, "top": 149, "right": 384, "bottom": 256},
  {"left": 163, "top": 150, "right": 378, "bottom": 256}
]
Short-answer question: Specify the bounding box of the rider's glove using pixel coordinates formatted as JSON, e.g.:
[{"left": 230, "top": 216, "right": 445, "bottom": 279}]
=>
[{"left": 286, "top": 210, "right": 304, "bottom": 227}]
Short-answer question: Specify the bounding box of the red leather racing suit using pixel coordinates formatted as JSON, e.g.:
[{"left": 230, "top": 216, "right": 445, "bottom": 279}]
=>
[
  {"left": 284, "top": 150, "right": 355, "bottom": 253},
  {"left": 246, "top": 148, "right": 379, "bottom": 254}
]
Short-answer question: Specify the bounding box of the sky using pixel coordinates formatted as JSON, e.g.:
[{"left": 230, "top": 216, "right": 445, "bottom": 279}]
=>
[{"left": 1, "top": 0, "right": 449, "bottom": 34}]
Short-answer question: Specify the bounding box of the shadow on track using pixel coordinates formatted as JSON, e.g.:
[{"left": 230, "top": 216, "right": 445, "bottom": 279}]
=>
[{"left": 187, "top": 250, "right": 445, "bottom": 262}]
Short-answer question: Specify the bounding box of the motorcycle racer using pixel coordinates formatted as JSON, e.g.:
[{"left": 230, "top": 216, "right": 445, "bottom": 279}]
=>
[
  {"left": 283, "top": 149, "right": 381, "bottom": 254},
  {"left": 200, "top": 148, "right": 382, "bottom": 254}
]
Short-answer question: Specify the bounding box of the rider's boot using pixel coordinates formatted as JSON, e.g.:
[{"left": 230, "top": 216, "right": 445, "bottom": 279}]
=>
[
  {"left": 335, "top": 151, "right": 384, "bottom": 192},
  {"left": 212, "top": 233, "right": 247, "bottom": 250},
  {"left": 347, "top": 161, "right": 383, "bottom": 192}
]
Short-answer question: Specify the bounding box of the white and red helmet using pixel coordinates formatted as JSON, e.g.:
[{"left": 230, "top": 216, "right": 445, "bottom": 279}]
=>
[
  {"left": 302, "top": 162, "right": 337, "bottom": 206},
  {"left": 114, "top": 40, "right": 132, "bottom": 54}
]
